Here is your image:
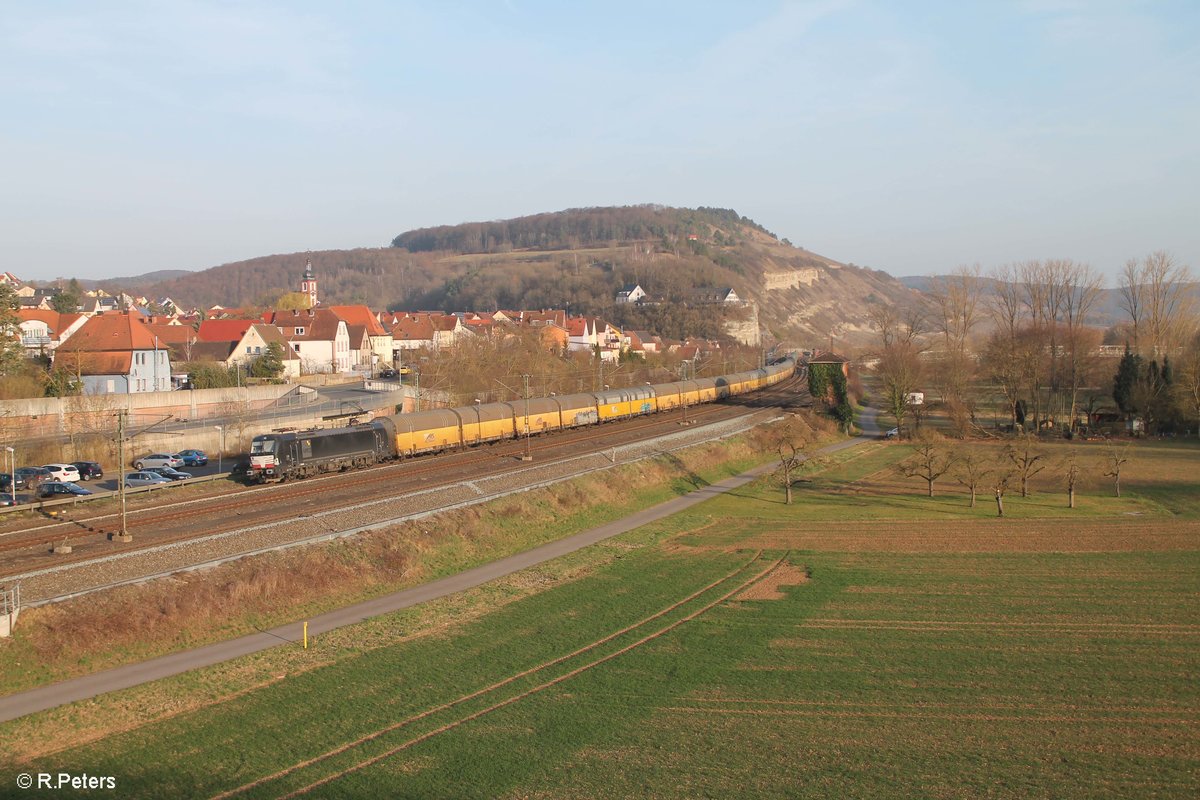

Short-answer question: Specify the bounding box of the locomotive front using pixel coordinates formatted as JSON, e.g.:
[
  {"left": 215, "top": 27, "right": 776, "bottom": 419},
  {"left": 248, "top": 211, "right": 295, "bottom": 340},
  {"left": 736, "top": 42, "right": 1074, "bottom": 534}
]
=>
[{"left": 249, "top": 434, "right": 283, "bottom": 482}]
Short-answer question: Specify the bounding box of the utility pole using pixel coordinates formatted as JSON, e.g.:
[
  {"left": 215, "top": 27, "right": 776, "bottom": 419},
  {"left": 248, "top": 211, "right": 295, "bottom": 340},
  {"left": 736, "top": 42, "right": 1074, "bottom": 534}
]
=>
[
  {"left": 522, "top": 374, "right": 532, "bottom": 461},
  {"left": 113, "top": 410, "right": 132, "bottom": 542},
  {"left": 681, "top": 361, "right": 690, "bottom": 426},
  {"left": 414, "top": 369, "right": 420, "bottom": 412}
]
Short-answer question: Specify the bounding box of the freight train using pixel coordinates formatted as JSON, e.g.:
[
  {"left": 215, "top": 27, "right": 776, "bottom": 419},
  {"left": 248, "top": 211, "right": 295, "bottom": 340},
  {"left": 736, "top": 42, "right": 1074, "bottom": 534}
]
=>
[{"left": 247, "top": 357, "right": 795, "bottom": 483}]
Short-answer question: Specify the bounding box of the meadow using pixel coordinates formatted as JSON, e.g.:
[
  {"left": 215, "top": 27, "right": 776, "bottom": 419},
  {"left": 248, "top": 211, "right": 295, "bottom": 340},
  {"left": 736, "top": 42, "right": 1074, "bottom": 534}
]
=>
[{"left": 3, "top": 437, "right": 1197, "bottom": 798}]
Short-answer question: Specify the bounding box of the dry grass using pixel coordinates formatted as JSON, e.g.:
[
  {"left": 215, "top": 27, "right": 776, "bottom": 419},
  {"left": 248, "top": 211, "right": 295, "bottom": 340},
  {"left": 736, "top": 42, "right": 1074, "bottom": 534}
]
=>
[{"left": 0, "top": 425, "right": 813, "bottom": 763}]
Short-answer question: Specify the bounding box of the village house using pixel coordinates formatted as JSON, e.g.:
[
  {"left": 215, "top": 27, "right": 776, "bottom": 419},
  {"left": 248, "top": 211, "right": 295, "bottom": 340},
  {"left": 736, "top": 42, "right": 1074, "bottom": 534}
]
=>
[
  {"left": 53, "top": 310, "right": 172, "bottom": 394},
  {"left": 626, "top": 330, "right": 662, "bottom": 356},
  {"left": 686, "top": 287, "right": 741, "bottom": 305},
  {"left": 806, "top": 350, "right": 851, "bottom": 377},
  {"left": 193, "top": 319, "right": 301, "bottom": 378},
  {"left": 328, "top": 305, "right": 391, "bottom": 369},
  {"left": 430, "top": 314, "right": 470, "bottom": 350},
  {"left": 385, "top": 313, "right": 436, "bottom": 355},
  {"left": 262, "top": 309, "right": 351, "bottom": 374},
  {"left": 615, "top": 283, "right": 646, "bottom": 304},
  {"left": 16, "top": 309, "right": 87, "bottom": 356}
]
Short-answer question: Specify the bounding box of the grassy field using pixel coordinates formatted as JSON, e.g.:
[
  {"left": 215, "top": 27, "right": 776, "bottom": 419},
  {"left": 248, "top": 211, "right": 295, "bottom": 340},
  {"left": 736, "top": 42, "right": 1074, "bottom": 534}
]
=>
[
  {"left": 3, "top": 438, "right": 1198, "bottom": 798},
  {"left": 0, "top": 429, "right": 801, "bottom": 698}
]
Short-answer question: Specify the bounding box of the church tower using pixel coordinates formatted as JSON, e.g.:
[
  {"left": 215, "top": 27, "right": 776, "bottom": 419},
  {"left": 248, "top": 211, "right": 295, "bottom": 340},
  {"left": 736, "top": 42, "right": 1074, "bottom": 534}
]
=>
[{"left": 300, "top": 258, "right": 318, "bottom": 307}]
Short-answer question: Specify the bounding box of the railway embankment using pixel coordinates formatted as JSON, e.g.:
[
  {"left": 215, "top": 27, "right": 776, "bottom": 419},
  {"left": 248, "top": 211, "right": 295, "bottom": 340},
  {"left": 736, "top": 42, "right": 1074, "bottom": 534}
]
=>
[{"left": 0, "top": 409, "right": 838, "bottom": 704}]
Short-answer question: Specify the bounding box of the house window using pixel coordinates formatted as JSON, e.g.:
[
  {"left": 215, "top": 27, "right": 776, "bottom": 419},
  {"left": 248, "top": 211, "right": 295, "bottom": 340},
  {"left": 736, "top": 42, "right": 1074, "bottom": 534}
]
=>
[
  {"left": 295, "top": 327, "right": 305, "bottom": 336},
  {"left": 106, "top": 379, "right": 115, "bottom": 393},
  {"left": 246, "top": 346, "right": 252, "bottom": 354},
  {"left": 255, "top": 346, "right": 261, "bottom": 354}
]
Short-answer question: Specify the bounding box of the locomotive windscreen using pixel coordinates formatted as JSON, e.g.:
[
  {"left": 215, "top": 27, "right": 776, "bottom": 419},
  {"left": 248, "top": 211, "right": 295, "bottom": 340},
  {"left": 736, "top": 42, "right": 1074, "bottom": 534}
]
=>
[{"left": 250, "top": 436, "right": 278, "bottom": 455}]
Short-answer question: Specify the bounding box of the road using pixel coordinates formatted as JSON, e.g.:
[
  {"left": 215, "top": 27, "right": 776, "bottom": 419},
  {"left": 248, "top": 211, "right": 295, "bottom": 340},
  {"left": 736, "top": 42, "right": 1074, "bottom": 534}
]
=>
[{"left": 0, "top": 403, "right": 883, "bottom": 724}]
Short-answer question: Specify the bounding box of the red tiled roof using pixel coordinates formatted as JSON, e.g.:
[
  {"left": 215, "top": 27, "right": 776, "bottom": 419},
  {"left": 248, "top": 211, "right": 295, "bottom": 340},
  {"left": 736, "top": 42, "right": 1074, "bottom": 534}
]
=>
[
  {"left": 17, "top": 309, "right": 61, "bottom": 328},
  {"left": 391, "top": 314, "right": 435, "bottom": 341},
  {"left": 328, "top": 305, "right": 386, "bottom": 337},
  {"left": 143, "top": 323, "right": 199, "bottom": 345},
  {"left": 262, "top": 308, "right": 345, "bottom": 341},
  {"left": 53, "top": 350, "right": 133, "bottom": 375},
  {"left": 428, "top": 314, "right": 460, "bottom": 332},
  {"left": 57, "top": 311, "right": 158, "bottom": 352},
  {"left": 197, "top": 319, "right": 256, "bottom": 342}
]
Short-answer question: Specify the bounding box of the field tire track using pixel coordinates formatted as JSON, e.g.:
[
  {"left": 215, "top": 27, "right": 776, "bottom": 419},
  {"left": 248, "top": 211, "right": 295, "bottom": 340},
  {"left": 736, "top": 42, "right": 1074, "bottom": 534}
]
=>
[
  {"left": 211, "top": 550, "right": 772, "bottom": 800},
  {"left": 274, "top": 554, "right": 789, "bottom": 799}
]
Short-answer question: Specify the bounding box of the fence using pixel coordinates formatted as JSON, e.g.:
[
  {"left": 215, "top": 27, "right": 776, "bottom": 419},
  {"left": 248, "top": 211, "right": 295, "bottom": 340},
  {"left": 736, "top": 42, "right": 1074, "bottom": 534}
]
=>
[{"left": 0, "top": 583, "right": 18, "bottom": 638}]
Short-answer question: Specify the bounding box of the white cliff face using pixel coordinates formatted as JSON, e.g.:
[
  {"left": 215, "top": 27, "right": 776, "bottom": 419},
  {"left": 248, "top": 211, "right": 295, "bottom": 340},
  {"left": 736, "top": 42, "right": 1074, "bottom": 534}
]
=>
[
  {"left": 763, "top": 267, "right": 820, "bottom": 291},
  {"left": 722, "top": 301, "right": 762, "bottom": 346}
]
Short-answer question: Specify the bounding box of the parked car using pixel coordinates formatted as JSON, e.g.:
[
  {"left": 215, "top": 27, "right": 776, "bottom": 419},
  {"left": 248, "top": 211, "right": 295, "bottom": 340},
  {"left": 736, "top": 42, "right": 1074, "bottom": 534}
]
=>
[
  {"left": 15, "top": 466, "right": 51, "bottom": 486},
  {"left": 176, "top": 449, "right": 208, "bottom": 467},
  {"left": 0, "top": 496, "right": 17, "bottom": 507},
  {"left": 71, "top": 461, "right": 104, "bottom": 481},
  {"left": 43, "top": 463, "right": 82, "bottom": 483},
  {"left": 0, "top": 473, "right": 21, "bottom": 492},
  {"left": 379, "top": 368, "right": 399, "bottom": 379},
  {"left": 133, "top": 453, "right": 183, "bottom": 470},
  {"left": 38, "top": 481, "right": 93, "bottom": 499},
  {"left": 884, "top": 427, "right": 900, "bottom": 439},
  {"left": 144, "top": 466, "right": 192, "bottom": 481},
  {"left": 124, "top": 471, "right": 173, "bottom": 489}
]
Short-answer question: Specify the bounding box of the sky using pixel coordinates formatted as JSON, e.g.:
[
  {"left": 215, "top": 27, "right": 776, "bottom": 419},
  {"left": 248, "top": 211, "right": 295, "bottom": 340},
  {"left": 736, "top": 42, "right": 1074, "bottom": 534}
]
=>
[{"left": 2, "top": 1, "right": 1197, "bottom": 283}]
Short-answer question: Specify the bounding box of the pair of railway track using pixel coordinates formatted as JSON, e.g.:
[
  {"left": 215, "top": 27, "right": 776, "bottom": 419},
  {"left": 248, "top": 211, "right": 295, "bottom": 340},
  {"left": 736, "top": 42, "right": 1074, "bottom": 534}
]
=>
[{"left": 0, "top": 379, "right": 804, "bottom": 573}]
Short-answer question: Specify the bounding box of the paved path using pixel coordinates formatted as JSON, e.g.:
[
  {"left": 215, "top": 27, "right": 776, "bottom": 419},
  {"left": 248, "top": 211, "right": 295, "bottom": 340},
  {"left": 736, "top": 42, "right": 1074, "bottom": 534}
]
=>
[{"left": 0, "top": 407, "right": 881, "bottom": 724}]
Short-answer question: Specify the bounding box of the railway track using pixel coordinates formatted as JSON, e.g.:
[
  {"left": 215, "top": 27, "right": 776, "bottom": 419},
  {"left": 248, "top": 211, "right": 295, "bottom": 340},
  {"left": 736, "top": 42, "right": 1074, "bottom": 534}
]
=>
[{"left": 0, "top": 376, "right": 806, "bottom": 578}]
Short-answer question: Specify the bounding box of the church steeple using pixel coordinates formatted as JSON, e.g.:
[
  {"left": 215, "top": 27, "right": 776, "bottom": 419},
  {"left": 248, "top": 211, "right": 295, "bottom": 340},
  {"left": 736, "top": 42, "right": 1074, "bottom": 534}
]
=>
[{"left": 300, "top": 258, "right": 318, "bottom": 307}]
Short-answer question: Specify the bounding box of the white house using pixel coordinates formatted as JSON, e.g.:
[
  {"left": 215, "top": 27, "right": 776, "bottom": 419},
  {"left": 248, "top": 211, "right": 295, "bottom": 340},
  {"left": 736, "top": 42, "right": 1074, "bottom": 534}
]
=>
[{"left": 616, "top": 283, "right": 646, "bottom": 304}]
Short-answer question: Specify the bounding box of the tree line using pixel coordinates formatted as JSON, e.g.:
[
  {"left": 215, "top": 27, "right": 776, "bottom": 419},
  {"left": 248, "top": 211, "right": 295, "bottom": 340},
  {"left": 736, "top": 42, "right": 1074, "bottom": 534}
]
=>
[
  {"left": 391, "top": 205, "right": 773, "bottom": 254},
  {"left": 871, "top": 252, "right": 1198, "bottom": 438}
]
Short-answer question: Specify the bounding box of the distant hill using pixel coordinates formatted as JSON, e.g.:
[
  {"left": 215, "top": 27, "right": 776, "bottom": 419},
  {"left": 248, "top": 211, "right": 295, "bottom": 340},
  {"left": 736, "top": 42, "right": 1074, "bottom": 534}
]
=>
[
  {"left": 81, "top": 270, "right": 194, "bottom": 292},
  {"left": 903, "top": 273, "right": 1200, "bottom": 330},
  {"left": 131, "top": 205, "right": 923, "bottom": 346}
]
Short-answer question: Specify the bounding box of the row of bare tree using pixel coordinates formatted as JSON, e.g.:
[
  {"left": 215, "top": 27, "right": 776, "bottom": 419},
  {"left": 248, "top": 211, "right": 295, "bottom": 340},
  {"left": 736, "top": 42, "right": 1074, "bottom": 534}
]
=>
[{"left": 896, "top": 432, "right": 1130, "bottom": 516}]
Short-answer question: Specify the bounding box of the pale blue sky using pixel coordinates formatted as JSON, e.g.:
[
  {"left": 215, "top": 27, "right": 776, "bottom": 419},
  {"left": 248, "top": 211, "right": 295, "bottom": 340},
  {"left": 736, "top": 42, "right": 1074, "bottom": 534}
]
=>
[{"left": 3, "top": 1, "right": 1197, "bottom": 283}]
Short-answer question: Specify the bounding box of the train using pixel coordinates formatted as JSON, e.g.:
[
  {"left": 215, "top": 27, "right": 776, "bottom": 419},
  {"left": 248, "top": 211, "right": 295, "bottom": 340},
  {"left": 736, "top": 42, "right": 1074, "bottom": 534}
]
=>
[{"left": 247, "top": 357, "right": 796, "bottom": 483}]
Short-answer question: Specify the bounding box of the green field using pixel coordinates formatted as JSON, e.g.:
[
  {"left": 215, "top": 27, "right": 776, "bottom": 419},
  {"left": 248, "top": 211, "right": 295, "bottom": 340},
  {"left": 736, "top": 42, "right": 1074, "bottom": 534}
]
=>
[{"left": 5, "top": 440, "right": 1199, "bottom": 798}]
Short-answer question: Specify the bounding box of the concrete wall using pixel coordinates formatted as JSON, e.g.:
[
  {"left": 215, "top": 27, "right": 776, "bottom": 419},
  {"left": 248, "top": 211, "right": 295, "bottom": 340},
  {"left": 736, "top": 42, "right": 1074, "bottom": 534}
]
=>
[{"left": 0, "top": 384, "right": 299, "bottom": 440}]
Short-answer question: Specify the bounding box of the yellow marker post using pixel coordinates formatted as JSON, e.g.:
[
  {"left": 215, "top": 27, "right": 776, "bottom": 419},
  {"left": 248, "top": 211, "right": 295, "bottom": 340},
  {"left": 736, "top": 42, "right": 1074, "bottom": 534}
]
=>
[{"left": 303, "top": 621, "right": 308, "bottom": 650}]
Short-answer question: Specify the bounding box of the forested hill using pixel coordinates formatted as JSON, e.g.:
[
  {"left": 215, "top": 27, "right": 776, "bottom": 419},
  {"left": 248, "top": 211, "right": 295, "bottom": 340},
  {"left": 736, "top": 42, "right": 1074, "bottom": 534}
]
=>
[
  {"left": 391, "top": 206, "right": 775, "bottom": 253},
  {"left": 136, "top": 205, "right": 920, "bottom": 346}
]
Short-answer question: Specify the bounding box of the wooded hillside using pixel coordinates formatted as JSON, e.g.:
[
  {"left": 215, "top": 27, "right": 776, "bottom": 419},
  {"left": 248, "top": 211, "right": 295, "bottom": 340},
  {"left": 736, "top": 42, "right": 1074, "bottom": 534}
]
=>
[
  {"left": 129, "top": 205, "right": 921, "bottom": 346},
  {"left": 391, "top": 205, "right": 775, "bottom": 253}
]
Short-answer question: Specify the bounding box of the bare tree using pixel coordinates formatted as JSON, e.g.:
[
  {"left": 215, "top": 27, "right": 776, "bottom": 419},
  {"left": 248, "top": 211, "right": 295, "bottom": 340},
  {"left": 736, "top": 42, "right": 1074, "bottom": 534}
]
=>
[
  {"left": 1103, "top": 440, "right": 1131, "bottom": 498},
  {"left": 991, "top": 467, "right": 1015, "bottom": 517},
  {"left": 1059, "top": 261, "right": 1104, "bottom": 432},
  {"left": 1121, "top": 251, "right": 1194, "bottom": 357},
  {"left": 1176, "top": 330, "right": 1200, "bottom": 437},
  {"left": 773, "top": 415, "right": 814, "bottom": 505},
  {"left": 989, "top": 264, "right": 1026, "bottom": 340},
  {"left": 1118, "top": 257, "right": 1144, "bottom": 352},
  {"left": 1006, "top": 433, "right": 1048, "bottom": 498},
  {"left": 870, "top": 303, "right": 925, "bottom": 436},
  {"left": 1062, "top": 452, "right": 1085, "bottom": 509},
  {"left": 898, "top": 432, "right": 956, "bottom": 497},
  {"left": 953, "top": 448, "right": 992, "bottom": 508},
  {"left": 928, "top": 265, "right": 983, "bottom": 434}
]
